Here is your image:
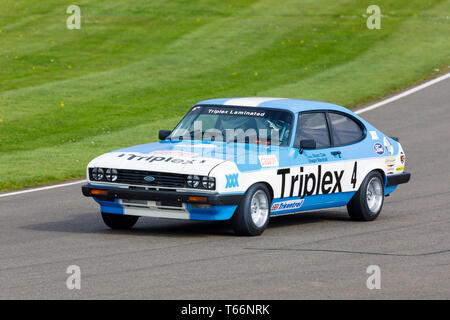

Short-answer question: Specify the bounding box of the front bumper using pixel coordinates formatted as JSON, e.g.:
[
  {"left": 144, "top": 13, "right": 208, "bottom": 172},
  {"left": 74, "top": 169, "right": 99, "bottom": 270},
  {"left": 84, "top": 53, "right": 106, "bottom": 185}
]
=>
[
  {"left": 386, "top": 172, "right": 411, "bottom": 187},
  {"left": 81, "top": 184, "right": 244, "bottom": 206}
]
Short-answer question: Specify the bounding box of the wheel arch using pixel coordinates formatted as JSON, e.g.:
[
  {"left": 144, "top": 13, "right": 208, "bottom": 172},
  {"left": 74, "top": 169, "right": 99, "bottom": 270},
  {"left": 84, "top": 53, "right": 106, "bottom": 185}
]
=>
[
  {"left": 250, "top": 181, "right": 274, "bottom": 201},
  {"left": 348, "top": 167, "right": 386, "bottom": 204},
  {"left": 373, "top": 168, "right": 387, "bottom": 186},
  {"left": 358, "top": 167, "right": 387, "bottom": 189}
]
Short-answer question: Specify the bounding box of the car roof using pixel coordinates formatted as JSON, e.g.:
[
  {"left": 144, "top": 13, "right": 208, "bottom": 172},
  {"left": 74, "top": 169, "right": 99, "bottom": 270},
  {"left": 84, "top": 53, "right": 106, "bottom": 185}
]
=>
[{"left": 195, "top": 97, "right": 350, "bottom": 114}]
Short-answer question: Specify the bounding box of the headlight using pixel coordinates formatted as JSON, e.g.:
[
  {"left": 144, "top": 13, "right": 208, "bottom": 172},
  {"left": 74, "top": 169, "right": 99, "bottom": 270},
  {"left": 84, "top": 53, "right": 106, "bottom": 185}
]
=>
[
  {"left": 186, "top": 175, "right": 200, "bottom": 188},
  {"left": 105, "top": 168, "right": 118, "bottom": 182},
  {"left": 92, "top": 168, "right": 104, "bottom": 181},
  {"left": 201, "top": 176, "right": 215, "bottom": 189}
]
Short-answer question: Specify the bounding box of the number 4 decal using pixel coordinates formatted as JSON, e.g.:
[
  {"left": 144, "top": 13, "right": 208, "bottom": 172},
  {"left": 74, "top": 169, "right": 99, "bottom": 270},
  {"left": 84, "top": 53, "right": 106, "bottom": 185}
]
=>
[{"left": 351, "top": 161, "right": 358, "bottom": 188}]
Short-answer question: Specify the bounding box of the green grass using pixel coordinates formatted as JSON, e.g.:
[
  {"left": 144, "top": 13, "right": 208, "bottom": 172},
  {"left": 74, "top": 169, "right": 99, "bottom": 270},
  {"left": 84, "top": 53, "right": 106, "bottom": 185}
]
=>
[{"left": 0, "top": 0, "right": 449, "bottom": 191}]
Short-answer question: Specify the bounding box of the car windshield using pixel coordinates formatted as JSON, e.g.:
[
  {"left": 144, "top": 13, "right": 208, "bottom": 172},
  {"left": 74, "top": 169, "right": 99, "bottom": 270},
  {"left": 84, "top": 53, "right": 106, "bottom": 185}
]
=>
[{"left": 169, "top": 105, "right": 293, "bottom": 146}]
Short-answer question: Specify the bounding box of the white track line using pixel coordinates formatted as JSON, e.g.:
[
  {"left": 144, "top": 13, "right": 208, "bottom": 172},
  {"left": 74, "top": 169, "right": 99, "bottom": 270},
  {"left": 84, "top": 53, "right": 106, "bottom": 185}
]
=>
[
  {"left": 355, "top": 72, "right": 450, "bottom": 115},
  {"left": 0, "top": 180, "right": 86, "bottom": 198},
  {"left": 1, "top": 72, "right": 449, "bottom": 198}
]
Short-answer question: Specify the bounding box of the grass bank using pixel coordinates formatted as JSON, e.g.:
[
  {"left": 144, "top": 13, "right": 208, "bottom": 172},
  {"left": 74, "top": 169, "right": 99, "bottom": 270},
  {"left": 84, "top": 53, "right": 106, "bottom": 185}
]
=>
[{"left": 0, "top": 0, "right": 449, "bottom": 191}]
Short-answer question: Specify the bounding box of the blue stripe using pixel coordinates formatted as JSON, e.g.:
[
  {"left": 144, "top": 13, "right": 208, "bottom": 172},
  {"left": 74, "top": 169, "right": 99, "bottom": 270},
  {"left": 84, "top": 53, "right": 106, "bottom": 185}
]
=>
[
  {"left": 270, "top": 192, "right": 356, "bottom": 215},
  {"left": 95, "top": 198, "right": 124, "bottom": 215},
  {"left": 186, "top": 204, "right": 237, "bottom": 221}
]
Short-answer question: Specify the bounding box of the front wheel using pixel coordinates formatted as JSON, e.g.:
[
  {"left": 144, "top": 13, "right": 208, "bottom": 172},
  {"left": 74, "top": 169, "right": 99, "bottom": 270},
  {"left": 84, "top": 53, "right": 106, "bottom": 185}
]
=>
[
  {"left": 232, "top": 183, "right": 271, "bottom": 236},
  {"left": 101, "top": 212, "right": 139, "bottom": 230},
  {"left": 347, "top": 171, "right": 384, "bottom": 221}
]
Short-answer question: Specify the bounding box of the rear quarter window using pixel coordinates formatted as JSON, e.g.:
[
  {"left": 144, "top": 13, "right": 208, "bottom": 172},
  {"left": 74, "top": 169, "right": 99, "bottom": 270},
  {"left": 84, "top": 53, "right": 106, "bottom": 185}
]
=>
[{"left": 328, "top": 112, "right": 365, "bottom": 146}]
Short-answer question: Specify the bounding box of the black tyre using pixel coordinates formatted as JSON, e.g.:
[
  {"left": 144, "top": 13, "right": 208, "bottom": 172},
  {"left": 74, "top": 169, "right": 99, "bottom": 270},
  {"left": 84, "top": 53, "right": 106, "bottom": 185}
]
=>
[
  {"left": 232, "top": 183, "right": 271, "bottom": 236},
  {"left": 347, "top": 170, "right": 384, "bottom": 221},
  {"left": 101, "top": 212, "right": 139, "bottom": 230}
]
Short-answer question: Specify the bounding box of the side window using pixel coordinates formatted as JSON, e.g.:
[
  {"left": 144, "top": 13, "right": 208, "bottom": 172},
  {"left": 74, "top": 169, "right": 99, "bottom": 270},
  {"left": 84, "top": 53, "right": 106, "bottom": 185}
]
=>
[
  {"left": 295, "top": 112, "right": 331, "bottom": 149},
  {"left": 329, "top": 112, "right": 365, "bottom": 146}
]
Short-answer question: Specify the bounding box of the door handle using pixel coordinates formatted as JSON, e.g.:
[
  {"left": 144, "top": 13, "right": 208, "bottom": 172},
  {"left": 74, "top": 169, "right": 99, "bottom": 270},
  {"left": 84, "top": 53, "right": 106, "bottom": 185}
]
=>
[{"left": 331, "top": 151, "right": 342, "bottom": 158}]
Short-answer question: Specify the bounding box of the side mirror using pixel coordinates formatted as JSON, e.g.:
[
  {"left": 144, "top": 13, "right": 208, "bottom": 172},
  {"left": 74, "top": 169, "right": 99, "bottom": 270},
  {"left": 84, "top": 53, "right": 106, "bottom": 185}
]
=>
[
  {"left": 159, "top": 130, "right": 172, "bottom": 140},
  {"left": 299, "top": 139, "right": 316, "bottom": 154}
]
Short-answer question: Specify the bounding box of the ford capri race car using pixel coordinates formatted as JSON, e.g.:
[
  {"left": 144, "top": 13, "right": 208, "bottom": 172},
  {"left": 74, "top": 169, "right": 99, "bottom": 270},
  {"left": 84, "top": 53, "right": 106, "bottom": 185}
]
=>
[{"left": 82, "top": 97, "right": 411, "bottom": 236}]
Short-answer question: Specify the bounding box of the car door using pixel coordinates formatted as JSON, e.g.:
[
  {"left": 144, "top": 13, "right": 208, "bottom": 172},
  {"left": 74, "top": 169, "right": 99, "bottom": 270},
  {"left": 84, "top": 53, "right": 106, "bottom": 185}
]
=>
[
  {"left": 288, "top": 111, "right": 349, "bottom": 210},
  {"left": 325, "top": 111, "right": 367, "bottom": 199}
]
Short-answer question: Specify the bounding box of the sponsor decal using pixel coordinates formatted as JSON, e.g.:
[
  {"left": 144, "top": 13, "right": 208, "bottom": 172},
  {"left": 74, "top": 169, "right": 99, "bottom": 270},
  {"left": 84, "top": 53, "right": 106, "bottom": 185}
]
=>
[
  {"left": 383, "top": 137, "right": 394, "bottom": 155},
  {"left": 207, "top": 108, "right": 266, "bottom": 117},
  {"left": 117, "top": 153, "right": 206, "bottom": 165},
  {"left": 306, "top": 152, "right": 327, "bottom": 163},
  {"left": 374, "top": 143, "right": 384, "bottom": 155},
  {"left": 385, "top": 157, "right": 396, "bottom": 164},
  {"left": 271, "top": 199, "right": 305, "bottom": 212},
  {"left": 369, "top": 131, "right": 379, "bottom": 140},
  {"left": 225, "top": 173, "right": 239, "bottom": 188},
  {"left": 277, "top": 162, "right": 358, "bottom": 199},
  {"left": 396, "top": 167, "right": 404, "bottom": 172},
  {"left": 258, "top": 155, "right": 279, "bottom": 167}
]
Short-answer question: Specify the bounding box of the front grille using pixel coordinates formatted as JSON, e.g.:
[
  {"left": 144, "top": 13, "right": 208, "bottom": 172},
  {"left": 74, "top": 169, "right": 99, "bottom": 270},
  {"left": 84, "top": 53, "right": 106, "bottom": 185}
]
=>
[
  {"left": 116, "top": 169, "right": 186, "bottom": 188},
  {"left": 88, "top": 168, "right": 214, "bottom": 190}
]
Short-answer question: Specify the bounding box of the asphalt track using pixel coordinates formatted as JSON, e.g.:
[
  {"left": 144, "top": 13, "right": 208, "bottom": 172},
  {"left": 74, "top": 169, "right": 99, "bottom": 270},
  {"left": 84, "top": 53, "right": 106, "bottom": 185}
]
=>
[{"left": 1, "top": 76, "right": 449, "bottom": 299}]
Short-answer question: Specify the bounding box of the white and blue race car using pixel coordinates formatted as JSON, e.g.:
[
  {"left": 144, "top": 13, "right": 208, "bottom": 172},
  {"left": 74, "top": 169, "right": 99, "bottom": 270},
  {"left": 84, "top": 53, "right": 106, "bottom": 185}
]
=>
[{"left": 82, "top": 97, "right": 410, "bottom": 236}]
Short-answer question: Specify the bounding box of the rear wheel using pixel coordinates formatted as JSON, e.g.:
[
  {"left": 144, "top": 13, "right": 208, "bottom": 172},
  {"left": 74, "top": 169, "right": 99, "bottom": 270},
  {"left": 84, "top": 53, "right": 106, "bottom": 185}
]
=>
[
  {"left": 347, "top": 171, "right": 384, "bottom": 221},
  {"left": 232, "top": 183, "right": 271, "bottom": 236},
  {"left": 101, "top": 212, "right": 139, "bottom": 229}
]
